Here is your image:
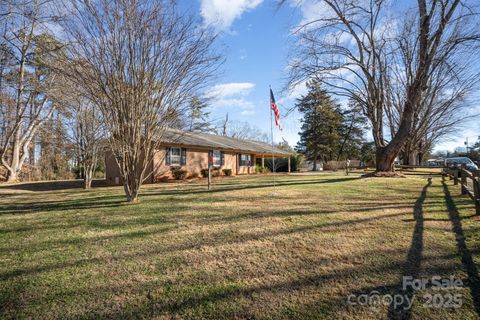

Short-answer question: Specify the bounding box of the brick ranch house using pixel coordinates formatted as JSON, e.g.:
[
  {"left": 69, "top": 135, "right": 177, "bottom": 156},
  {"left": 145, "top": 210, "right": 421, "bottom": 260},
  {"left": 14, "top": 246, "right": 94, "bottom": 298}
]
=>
[{"left": 105, "top": 130, "right": 292, "bottom": 185}]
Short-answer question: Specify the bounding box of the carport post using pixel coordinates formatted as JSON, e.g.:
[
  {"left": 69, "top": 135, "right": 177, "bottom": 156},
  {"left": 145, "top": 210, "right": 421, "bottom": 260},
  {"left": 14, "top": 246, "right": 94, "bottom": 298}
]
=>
[
  {"left": 288, "top": 156, "right": 291, "bottom": 173},
  {"left": 262, "top": 156, "right": 265, "bottom": 170}
]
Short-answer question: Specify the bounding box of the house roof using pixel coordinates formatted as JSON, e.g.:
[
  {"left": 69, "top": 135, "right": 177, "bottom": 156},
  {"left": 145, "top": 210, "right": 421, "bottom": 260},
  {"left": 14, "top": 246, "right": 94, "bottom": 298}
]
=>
[{"left": 162, "top": 129, "right": 291, "bottom": 157}]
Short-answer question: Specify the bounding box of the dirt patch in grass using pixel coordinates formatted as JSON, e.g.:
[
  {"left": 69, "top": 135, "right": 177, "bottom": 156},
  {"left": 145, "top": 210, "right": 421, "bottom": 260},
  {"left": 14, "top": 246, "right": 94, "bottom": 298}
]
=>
[{"left": 362, "top": 171, "right": 407, "bottom": 178}]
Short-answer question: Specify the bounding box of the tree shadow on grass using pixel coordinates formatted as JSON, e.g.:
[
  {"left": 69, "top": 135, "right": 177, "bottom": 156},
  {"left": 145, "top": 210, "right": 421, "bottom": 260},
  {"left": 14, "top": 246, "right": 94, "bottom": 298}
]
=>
[
  {"left": 0, "top": 177, "right": 361, "bottom": 215},
  {"left": 385, "top": 177, "right": 480, "bottom": 319},
  {"left": 442, "top": 177, "right": 480, "bottom": 317},
  {"left": 0, "top": 176, "right": 358, "bottom": 194},
  {"left": 387, "top": 178, "right": 430, "bottom": 320},
  {"left": 0, "top": 209, "right": 408, "bottom": 282},
  {"left": 0, "top": 179, "right": 108, "bottom": 192},
  {"left": 61, "top": 249, "right": 467, "bottom": 320},
  {"left": 143, "top": 176, "right": 361, "bottom": 197},
  {"left": 0, "top": 194, "right": 125, "bottom": 215}
]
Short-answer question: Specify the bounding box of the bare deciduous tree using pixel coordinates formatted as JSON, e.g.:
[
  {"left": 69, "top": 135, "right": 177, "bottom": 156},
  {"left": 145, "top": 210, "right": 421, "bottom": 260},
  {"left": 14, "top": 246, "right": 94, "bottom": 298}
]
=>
[
  {"left": 63, "top": 0, "right": 221, "bottom": 202},
  {"left": 0, "top": 0, "right": 63, "bottom": 182},
  {"left": 69, "top": 95, "right": 105, "bottom": 189},
  {"left": 385, "top": 8, "right": 480, "bottom": 165},
  {"left": 285, "top": 0, "right": 480, "bottom": 172},
  {"left": 217, "top": 115, "right": 270, "bottom": 143}
]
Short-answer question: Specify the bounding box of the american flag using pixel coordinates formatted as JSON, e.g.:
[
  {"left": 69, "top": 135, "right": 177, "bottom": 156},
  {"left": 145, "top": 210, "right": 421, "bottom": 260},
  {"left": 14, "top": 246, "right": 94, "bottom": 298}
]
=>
[{"left": 270, "top": 88, "right": 281, "bottom": 129}]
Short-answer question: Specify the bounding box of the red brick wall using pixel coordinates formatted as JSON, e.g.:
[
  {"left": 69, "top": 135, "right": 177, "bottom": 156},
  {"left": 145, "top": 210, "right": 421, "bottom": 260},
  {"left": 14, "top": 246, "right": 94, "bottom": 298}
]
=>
[{"left": 105, "top": 148, "right": 258, "bottom": 185}]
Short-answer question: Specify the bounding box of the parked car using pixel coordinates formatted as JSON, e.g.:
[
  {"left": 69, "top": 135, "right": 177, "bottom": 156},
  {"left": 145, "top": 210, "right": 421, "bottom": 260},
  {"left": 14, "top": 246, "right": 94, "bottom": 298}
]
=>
[{"left": 444, "top": 157, "right": 479, "bottom": 172}]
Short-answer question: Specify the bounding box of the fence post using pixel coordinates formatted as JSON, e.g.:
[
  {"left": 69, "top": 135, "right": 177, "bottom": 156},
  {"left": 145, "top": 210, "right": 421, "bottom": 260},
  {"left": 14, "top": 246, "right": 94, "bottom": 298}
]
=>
[
  {"left": 461, "top": 164, "right": 467, "bottom": 195},
  {"left": 454, "top": 167, "right": 459, "bottom": 185},
  {"left": 473, "top": 176, "right": 480, "bottom": 215}
]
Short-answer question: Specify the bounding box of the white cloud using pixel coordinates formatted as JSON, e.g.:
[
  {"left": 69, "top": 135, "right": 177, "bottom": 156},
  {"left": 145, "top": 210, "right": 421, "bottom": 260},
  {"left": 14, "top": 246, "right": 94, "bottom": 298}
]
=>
[
  {"left": 205, "top": 82, "right": 255, "bottom": 99},
  {"left": 287, "top": 0, "right": 333, "bottom": 32},
  {"left": 214, "top": 98, "right": 253, "bottom": 109},
  {"left": 200, "top": 0, "right": 263, "bottom": 31},
  {"left": 211, "top": 98, "right": 256, "bottom": 116},
  {"left": 205, "top": 82, "right": 257, "bottom": 116},
  {"left": 297, "top": 0, "right": 332, "bottom": 26}
]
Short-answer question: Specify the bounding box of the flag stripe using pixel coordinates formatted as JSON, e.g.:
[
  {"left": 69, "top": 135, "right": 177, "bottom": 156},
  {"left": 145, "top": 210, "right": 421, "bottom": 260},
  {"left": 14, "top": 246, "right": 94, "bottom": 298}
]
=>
[{"left": 270, "top": 89, "right": 281, "bottom": 129}]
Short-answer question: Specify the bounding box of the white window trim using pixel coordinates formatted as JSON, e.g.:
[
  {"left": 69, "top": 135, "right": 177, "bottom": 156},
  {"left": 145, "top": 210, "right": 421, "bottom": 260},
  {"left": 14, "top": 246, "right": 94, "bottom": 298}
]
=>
[
  {"left": 240, "top": 154, "right": 251, "bottom": 166},
  {"left": 170, "top": 147, "right": 182, "bottom": 165},
  {"left": 212, "top": 150, "right": 222, "bottom": 167}
]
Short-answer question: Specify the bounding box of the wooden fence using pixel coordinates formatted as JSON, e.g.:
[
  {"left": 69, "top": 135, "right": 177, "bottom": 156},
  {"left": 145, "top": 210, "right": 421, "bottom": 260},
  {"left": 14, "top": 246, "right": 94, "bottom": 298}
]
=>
[
  {"left": 395, "top": 165, "right": 445, "bottom": 175},
  {"left": 444, "top": 165, "right": 480, "bottom": 215},
  {"left": 346, "top": 164, "right": 480, "bottom": 215},
  {"left": 324, "top": 160, "right": 361, "bottom": 171}
]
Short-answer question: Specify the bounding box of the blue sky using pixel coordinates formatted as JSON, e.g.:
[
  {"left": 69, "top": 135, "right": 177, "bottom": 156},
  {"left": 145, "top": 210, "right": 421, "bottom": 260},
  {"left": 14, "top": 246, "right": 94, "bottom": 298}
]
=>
[{"left": 191, "top": 0, "right": 479, "bottom": 152}]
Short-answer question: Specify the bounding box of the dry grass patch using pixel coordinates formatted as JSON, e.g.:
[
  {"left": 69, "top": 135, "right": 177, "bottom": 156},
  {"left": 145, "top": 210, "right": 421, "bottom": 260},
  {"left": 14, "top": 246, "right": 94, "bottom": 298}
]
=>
[{"left": 0, "top": 173, "right": 479, "bottom": 319}]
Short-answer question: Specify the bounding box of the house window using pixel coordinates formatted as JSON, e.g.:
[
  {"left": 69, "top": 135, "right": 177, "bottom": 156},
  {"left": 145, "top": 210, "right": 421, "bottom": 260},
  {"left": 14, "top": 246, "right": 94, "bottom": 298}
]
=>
[
  {"left": 209, "top": 150, "right": 225, "bottom": 167},
  {"left": 166, "top": 147, "right": 186, "bottom": 166},
  {"left": 170, "top": 148, "right": 181, "bottom": 165},
  {"left": 212, "top": 150, "right": 222, "bottom": 167},
  {"left": 240, "top": 154, "right": 252, "bottom": 166}
]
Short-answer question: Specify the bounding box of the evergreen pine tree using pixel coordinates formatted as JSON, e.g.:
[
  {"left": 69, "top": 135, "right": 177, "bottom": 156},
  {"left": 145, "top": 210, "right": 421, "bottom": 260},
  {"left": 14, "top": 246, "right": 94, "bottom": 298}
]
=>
[
  {"left": 188, "top": 97, "right": 213, "bottom": 133},
  {"left": 295, "top": 80, "right": 342, "bottom": 170},
  {"left": 337, "top": 99, "right": 368, "bottom": 160}
]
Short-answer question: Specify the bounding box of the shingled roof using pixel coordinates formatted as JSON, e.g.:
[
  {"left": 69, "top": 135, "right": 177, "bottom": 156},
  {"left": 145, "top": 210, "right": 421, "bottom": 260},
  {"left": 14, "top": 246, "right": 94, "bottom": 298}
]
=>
[{"left": 162, "top": 129, "right": 291, "bottom": 157}]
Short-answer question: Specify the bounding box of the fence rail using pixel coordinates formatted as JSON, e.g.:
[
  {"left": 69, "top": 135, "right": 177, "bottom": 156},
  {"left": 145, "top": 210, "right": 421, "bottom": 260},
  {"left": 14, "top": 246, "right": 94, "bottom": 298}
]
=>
[
  {"left": 444, "top": 165, "right": 480, "bottom": 215},
  {"left": 333, "top": 163, "right": 478, "bottom": 214}
]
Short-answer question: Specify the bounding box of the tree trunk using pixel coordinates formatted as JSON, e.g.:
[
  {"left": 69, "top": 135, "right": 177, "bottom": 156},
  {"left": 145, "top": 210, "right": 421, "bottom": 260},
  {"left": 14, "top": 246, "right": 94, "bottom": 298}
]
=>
[
  {"left": 418, "top": 152, "right": 424, "bottom": 165},
  {"left": 124, "top": 185, "right": 139, "bottom": 202},
  {"left": 29, "top": 139, "right": 36, "bottom": 165},
  {"left": 6, "top": 170, "right": 18, "bottom": 183},
  {"left": 83, "top": 176, "right": 92, "bottom": 189},
  {"left": 408, "top": 151, "right": 418, "bottom": 166},
  {"left": 83, "top": 166, "right": 93, "bottom": 189},
  {"left": 6, "top": 135, "right": 22, "bottom": 182},
  {"left": 401, "top": 140, "right": 419, "bottom": 166},
  {"left": 374, "top": 99, "right": 416, "bottom": 172},
  {"left": 312, "top": 158, "right": 317, "bottom": 171},
  {"left": 375, "top": 146, "right": 396, "bottom": 172},
  {"left": 370, "top": 1, "right": 433, "bottom": 173},
  {"left": 123, "top": 171, "right": 142, "bottom": 203}
]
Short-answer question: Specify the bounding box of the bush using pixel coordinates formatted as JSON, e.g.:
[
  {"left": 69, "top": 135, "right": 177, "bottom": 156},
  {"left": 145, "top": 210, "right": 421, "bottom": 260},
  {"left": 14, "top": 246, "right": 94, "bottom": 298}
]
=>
[
  {"left": 171, "top": 167, "right": 188, "bottom": 180},
  {"left": 189, "top": 172, "right": 199, "bottom": 179},
  {"left": 154, "top": 175, "right": 169, "bottom": 183},
  {"left": 222, "top": 168, "right": 232, "bottom": 176},
  {"left": 200, "top": 168, "right": 221, "bottom": 177},
  {"left": 255, "top": 164, "right": 270, "bottom": 173}
]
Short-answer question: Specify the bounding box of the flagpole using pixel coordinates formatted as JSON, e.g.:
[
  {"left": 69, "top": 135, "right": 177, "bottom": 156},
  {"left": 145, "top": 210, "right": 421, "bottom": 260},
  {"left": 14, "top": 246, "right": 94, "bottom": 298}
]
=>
[{"left": 269, "top": 86, "right": 276, "bottom": 193}]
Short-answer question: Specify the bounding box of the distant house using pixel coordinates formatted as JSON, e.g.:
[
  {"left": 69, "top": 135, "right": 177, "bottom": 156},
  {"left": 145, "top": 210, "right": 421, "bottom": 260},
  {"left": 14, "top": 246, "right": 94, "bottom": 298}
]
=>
[{"left": 105, "top": 129, "right": 291, "bottom": 185}]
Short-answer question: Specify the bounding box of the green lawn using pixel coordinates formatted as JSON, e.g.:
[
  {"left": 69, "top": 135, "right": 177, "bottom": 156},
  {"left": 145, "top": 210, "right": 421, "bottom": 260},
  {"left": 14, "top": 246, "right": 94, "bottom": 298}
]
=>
[{"left": 1, "top": 173, "right": 480, "bottom": 319}]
